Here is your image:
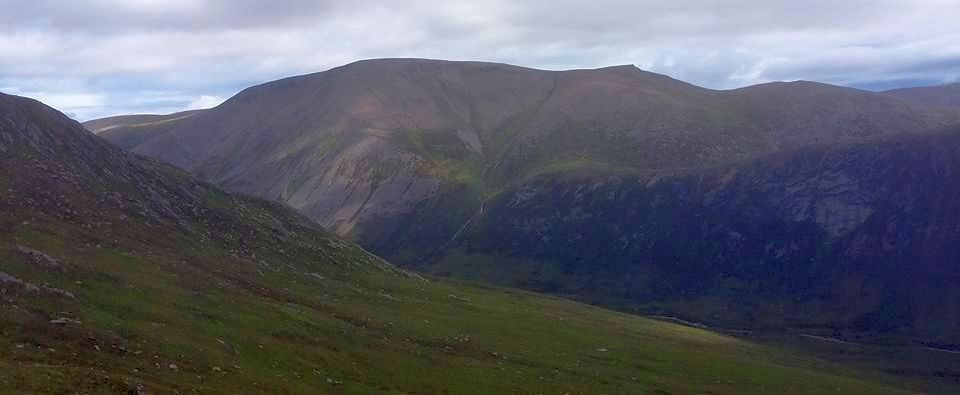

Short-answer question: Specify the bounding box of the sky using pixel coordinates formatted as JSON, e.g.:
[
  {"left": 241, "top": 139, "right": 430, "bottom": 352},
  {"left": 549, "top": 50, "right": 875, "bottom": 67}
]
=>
[{"left": 1, "top": 0, "right": 958, "bottom": 121}]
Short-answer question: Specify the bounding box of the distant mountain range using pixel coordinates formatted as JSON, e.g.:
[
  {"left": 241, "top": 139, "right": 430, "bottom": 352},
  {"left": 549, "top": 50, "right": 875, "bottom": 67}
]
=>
[{"left": 86, "top": 58, "right": 960, "bottom": 346}]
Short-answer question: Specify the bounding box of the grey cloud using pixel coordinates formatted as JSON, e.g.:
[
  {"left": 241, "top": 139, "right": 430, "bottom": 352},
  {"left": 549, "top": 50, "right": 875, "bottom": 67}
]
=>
[
  {"left": 0, "top": 0, "right": 957, "bottom": 119},
  {"left": 0, "top": 0, "right": 347, "bottom": 33}
]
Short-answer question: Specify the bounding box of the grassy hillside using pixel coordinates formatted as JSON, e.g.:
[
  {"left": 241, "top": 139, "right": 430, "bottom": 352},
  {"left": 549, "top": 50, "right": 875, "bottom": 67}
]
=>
[{"left": 0, "top": 212, "right": 919, "bottom": 394}]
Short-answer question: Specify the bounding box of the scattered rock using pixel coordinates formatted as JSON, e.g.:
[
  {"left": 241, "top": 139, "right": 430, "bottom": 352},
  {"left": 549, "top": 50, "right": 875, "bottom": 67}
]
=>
[
  {"left": 0, "top": 271, "right": 71, "bottom": 298},
  {"left": 0, "top": 272, "right": 22, "bottom": 285},
  {"left": 41, "top": 286, "right": 76, "bottom": 300},
  {"left": 380, "top": 293, "right": 401, "bottom": 302},
  {"left": 49, "top": 317, "right": 82, "bottom": 326},
  {"left": 447, "top": 294, "right": 471, "bottom": 302},
  {"left": 169, "top": 364, "right": 178, "bottom": 371},
  {"left": 14, "top": 245, "right": 65, "bottom": 272}
]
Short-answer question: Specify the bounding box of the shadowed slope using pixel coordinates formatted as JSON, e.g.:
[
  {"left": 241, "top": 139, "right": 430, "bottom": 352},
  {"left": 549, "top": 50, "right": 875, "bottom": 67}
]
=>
[{"left": 438, "top": 126, "right": 960, "bottom": 346}]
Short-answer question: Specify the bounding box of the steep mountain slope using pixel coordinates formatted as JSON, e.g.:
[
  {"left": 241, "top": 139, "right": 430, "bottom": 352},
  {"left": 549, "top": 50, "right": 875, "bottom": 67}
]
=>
[
  {"left": 93, "top": 59, "right": 954, "bottom": 254},
  {"left": 886, "top": 83, "right": 960, "bottom": 109},
  {"left": 431, "top": 126, "right": 960, "bottom": 346},
  {"left": 3, "top": 93, "right": 928, "bottom": 393},
  {"left": 85, "top": 110, "right": 203, "bottom": 150}
]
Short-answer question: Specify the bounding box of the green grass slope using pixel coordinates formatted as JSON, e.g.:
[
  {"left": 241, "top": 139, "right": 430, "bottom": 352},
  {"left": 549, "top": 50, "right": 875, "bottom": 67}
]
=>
[
  {"left": 0, "top": 92, "right": 921, "bottom": 393},
  {"left": 0, "top": 224, "right": 916, "bottom": 394}
]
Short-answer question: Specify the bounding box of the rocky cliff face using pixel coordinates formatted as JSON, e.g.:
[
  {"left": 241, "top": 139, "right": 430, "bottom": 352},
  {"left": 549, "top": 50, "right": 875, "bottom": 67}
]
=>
[{"left": 431, "top": 127, "right": 960, "bottom": 345}]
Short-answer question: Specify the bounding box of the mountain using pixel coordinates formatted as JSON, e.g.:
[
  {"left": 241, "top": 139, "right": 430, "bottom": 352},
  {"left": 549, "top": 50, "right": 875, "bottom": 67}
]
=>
[
  {"left": 7, "top": 92, "right": 934, "bottom": 393},
  {"left": 85, "top": 110, "right": 203, "bottom": 150},
  {"left": 886, "top": 83, "right": 960, "bottom": 110},
  {"left": 88, "top": 59, "right": 953, "bottom": 242},
  {"left": 87, "top": 59, "right": 960, "bottom": 342}
]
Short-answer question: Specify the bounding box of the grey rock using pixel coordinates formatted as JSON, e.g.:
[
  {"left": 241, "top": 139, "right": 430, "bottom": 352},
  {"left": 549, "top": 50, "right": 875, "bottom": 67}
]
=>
[{"left": 15, "top": 245, "right": 64, "bottom": 272}]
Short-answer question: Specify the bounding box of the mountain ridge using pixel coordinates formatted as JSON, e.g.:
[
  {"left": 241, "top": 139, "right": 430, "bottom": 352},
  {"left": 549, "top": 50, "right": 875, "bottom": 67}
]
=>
[{"left": 88, "top": 59, "right": 954, "bottom": 237}]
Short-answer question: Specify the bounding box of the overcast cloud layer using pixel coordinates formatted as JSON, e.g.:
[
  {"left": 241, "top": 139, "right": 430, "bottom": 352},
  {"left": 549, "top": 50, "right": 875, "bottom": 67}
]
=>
[{"left": 1, "top": 0, "right": 958, "bottom": 120}]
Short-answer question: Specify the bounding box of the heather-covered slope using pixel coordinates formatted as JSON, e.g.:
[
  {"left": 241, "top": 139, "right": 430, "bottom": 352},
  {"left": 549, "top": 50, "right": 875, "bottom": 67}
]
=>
[{"left": 6, "top": 92, "right": 929, "bottom": 393}]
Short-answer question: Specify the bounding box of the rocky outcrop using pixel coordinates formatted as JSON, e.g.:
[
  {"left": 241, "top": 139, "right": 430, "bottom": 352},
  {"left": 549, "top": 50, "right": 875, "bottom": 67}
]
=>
[
  {"left": 14, "top": 245, "right": 65, "bottom": 272},
  {"left": 0, "top": 271, "right": 76, "bottom": 299}
]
